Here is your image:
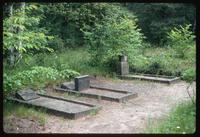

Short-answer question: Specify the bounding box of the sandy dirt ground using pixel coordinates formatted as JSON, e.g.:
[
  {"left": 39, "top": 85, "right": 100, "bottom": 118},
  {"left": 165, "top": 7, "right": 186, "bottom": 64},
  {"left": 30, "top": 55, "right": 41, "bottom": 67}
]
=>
[{"left": 3, "top": 77, "right": 196, "bottom": 133}]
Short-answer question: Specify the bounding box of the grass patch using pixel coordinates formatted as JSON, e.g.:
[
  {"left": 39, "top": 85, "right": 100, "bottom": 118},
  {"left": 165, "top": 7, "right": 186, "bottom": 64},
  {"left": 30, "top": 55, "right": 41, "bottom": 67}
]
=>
[
  {"left": 131, "top": 46, "right": 195, "bottom": 76},
  {"left": 63, "top": 92, "right": 81, "bottom": 100},
  {"left": 3, "top": 101, "right": 47, "bottom": 126},
  {"left": 146, "top": 101, "right": 196, "bottom": 134}
]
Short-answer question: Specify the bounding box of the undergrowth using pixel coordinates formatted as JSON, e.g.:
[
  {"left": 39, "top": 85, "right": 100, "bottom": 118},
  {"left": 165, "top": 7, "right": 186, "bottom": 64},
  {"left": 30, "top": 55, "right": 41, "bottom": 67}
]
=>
[{"left": 146, "top": 101, "right": 196, "bottom": 134}]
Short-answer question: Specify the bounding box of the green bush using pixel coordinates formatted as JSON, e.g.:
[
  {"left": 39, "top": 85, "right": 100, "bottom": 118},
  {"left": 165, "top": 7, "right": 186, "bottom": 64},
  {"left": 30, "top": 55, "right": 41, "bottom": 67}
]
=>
[
  {"left": 59, "top": 69, "right": 80, "bottom": 79},
  {"left": 3, "top": 73, "right": 22, "bottom": 94},
  {"left": 82, "top": 4, "right": 144, "bottom": 68},
  {"left": 3, "top": 66, "right": 80, "bottom": 94},
  {"left": 182, "top": 68, "right": 196, "bottom": 82},
  {"left": 129, "top": 55, "right": 150, "bottom": 73},
  {"left": 167, "top": 24, "right": 195, "bottom": 58}
]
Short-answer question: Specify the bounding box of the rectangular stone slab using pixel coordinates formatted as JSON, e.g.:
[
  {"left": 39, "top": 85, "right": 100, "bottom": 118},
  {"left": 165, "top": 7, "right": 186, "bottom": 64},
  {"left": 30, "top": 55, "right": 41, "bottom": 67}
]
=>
[
  {"left": 118, "top": 74, "right": 180, "bottom": 84},
  {"left": 16, "top": 89, "right": 40, "bottom": 101},
  {"left": 7, "top": 94, "right": 101, "bottom": 119},
  {"left": 74, "top": 75, "right": 90, "bottom": 91},
  {"left": 54, "top": 86, "right": 138, "bottom": 103}
]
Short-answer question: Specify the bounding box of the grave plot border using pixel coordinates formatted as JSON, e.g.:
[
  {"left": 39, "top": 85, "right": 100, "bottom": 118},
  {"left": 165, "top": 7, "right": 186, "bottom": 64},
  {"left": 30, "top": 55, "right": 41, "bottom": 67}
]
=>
[
  {"left": 117, "top": 74, "right": 180, "bottom": 84},
  {"left": 54, "top": 86, "right": 138, "bottom": 103},
  {"left": 7, "top": 93, "right": 101, "bottom": 119}
]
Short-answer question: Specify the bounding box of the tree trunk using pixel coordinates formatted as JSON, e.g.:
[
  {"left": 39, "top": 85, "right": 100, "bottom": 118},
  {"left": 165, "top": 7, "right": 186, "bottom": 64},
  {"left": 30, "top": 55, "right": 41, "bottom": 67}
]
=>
[
  {"left": 15, "top": 2, "right": 25, "bottom": 65},
  {"left": 192, "top": 19, "right": 196, "bottom": 33},
  {"left": 7, "top": 3, "right": 15, "bottom": 67}
]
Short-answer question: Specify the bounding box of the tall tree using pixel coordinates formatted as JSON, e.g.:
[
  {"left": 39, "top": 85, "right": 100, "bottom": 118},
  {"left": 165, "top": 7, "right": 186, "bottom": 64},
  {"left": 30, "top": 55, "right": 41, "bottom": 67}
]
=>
[
  {"left": 3, "top": 3, "right": 54, "bottom": 67},
  {"left": 7, "top": 3, "right": 15, "bottom": 67}
]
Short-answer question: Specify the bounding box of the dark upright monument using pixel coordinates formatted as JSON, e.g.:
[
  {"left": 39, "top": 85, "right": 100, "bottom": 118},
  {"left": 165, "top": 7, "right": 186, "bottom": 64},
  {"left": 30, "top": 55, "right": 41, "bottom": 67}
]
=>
[{"left": 74, "top": 75, "right": 90, "bottom": 91}]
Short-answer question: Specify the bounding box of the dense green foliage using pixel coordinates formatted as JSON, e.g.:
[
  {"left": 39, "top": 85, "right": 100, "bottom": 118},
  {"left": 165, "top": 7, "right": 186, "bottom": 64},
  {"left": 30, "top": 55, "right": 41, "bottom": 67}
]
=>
[
  {"left": 130, "top": 24, "right": 195, "bottom": 76},
  {"left": 3, "top": 3, "right": 196, "bottom": 133},
  {"left": 3, "top": 66, "right": 79, "bottom": 94},
  {"left": 167, "top": 24, "right": 196, "bottom": 58},
  {"left": 146, "top": 101, "right": 196, "bottom": 133},
  {"left": 126, "top": 3, "right": 196, "bottom": 46},
  {"left": 3, "top": 3, "right": 196, "bottom": 93},
  {"left": 82, "top": 4, "right": 144, "bottom": 69},
  {"left": 182, "top": 68, "right": 196, "bottom": 83},
  {"left": 3, "top": 3, "right": 54, "bottom": 66}
]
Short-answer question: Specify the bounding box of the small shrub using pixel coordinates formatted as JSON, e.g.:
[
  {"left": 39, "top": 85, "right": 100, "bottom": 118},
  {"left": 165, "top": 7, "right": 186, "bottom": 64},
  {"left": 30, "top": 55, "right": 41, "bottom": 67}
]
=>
[
  {"left": 167, "top": 24, "right": 195, "bottom": 58},
  {"left": 3, "top": 66, "right": 80, "bottom": 94},
  {"left": 3, "top": 73, "right": 22, "bottom": 94},
  {"left": 59, "top": 69, "right": 80, "bottom": 79},
  {"left": 146, "top": 56, "right": 164, "bottom": 75},
  {"left": 182, "top": 68, "right": 196, "bottom": 83},
  {"left": 129, "top": 55, "right": 150, "bottom": 73}
]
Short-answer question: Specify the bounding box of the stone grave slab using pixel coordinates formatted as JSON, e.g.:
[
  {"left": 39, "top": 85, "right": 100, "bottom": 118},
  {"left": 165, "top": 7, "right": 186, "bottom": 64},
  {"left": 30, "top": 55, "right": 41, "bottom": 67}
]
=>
[
  {"left": 16, "top": 89, "right": 40, "bottom": 101},
  {"left": 118, "top": 74, "right": 180, "bottom": 84},
  {"left": 55, "top": 79, "right": 138, "bottom": 103},
  {"left": 8, "top": 92, "right": 101, "bottom": 119},
  {"left": 118, "top": 61, "right": 129, "bottom": 75}
]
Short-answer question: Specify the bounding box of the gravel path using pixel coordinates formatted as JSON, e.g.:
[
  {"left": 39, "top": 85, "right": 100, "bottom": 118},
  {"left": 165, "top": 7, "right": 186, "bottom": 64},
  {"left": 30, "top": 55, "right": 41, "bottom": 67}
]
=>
[{"left": 3, "top": 78, "right": 196, "bottom": 133}]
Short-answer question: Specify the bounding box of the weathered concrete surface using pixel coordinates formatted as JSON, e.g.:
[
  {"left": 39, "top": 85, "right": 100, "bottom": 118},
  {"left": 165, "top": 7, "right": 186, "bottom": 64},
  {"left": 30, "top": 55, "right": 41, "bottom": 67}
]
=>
[
  {"left": 117, "top": 55, "right": 129, "bottom": 75},
  {"left": 8, "top": 94, "right": 101, "bottom": 119},
  {"left": 29, "top": 97, "right": 91, "bottom": 113},
  {"left": 75, "top": 75, "right": 90, "bottom": 91},
  {"left": 82, "top": 89, "right": 128, "bottom": 98},
  {"left": 16, "top": 89, "right": 40, "bottom": 101},
  {"left": 56, "top": 81, "right": 137, "bottom": 103},
  {"left": 117, "top": 62, "right": 129, "bottom": 75},
  {"left": 119, "top": 74, "right": 180, "bottom": 84}
]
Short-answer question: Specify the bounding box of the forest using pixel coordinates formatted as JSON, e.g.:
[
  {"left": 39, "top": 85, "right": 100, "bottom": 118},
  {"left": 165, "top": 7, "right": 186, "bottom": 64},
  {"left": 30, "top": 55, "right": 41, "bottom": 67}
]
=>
[{"left": 3, "top": 3, "right": 196, "bottom": 133}]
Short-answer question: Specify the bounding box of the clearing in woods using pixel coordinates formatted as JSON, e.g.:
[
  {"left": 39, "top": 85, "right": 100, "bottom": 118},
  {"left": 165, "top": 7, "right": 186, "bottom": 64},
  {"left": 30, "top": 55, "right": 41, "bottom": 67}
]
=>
[{"left": 3, "top": 78, "right": 195, "bottom": 133}]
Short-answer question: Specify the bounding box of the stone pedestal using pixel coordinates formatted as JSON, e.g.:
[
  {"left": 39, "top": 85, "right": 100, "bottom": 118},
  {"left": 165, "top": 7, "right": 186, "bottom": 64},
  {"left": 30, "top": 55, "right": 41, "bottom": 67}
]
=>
[
  {"left": 74, "top": 75, "right": 90, "bottom": 91},
  {"left": 118, "top": 61, "right": 129, "bottom": 75},
  {"left": 117, "top": 55, "right": 129, "bottom": 75}
]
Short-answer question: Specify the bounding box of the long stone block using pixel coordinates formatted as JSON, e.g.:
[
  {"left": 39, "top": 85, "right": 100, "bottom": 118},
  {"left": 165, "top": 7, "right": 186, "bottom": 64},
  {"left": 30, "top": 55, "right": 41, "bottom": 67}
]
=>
[{"left": 8, "top": 93, "right": 101, "bottom": 119}]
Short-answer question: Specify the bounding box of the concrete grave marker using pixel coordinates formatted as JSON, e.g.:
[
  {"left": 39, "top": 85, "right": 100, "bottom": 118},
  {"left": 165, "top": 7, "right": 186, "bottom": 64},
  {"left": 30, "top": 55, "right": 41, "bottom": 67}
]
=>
[
  {"left": 16, "top": 89, "right": 40, "bottom": 101},
  {"left": 74, "top": 75, "right": 90, "bottom": 91},
  {"left": 118, "top": 55, "right": 129, "bottom": 75}
]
